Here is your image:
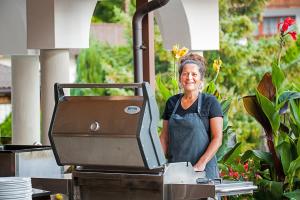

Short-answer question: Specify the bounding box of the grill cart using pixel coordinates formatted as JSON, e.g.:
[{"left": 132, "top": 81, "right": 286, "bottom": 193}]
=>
[{"left": 48, "top": 82, "right": 257, "bottom": 200}]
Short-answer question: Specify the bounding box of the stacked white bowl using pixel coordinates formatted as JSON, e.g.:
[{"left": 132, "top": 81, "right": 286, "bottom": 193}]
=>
[{"left": 0, "top": 177, "right": 32, "bottom": 200}]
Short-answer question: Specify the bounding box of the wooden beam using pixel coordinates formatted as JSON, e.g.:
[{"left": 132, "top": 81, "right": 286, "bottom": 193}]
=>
[{"left": 136, "top": 0, "right": 155, "bottom": 91}]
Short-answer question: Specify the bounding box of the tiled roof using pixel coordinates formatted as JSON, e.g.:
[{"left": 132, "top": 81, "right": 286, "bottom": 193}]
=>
[
  {"left": 0, "top": 64, "right": 11, "bottom": 95},
  {"left": 267, "top": 0, "right": 300, "bottom": 8}
]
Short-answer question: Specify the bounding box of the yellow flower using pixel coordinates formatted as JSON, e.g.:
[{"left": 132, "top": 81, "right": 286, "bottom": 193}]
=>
[
  {"left": 55, "top": 193, "right": 63, "bottom": 200},
  {"left": 171, "top": 44, "right": 179, "bottom": 58},
  {"left": 213, "top": 59, "right": 222, "bottom": 72},
  {"left": 178, "top": 47, "right": 189, "bottom": 58},
  {"left": 171, "top": 44, "right": 188, "bottom": 60}
]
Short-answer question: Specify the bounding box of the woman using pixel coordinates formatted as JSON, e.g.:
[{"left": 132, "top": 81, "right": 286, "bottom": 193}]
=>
[{"left": 160, "top": 53, "right": 223, "bottom": 179}]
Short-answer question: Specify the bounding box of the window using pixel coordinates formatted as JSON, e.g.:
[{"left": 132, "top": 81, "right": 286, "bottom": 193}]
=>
[{"left": 255, "top": 16, "right": 296, "bottom": 37}]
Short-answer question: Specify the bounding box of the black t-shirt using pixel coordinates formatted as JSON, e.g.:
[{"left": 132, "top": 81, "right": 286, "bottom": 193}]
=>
[{"left": 162, "top": 93, "right": 223, "bottom": 133}]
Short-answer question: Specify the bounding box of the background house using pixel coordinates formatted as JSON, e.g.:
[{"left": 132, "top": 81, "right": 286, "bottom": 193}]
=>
[{"left": 256, "top": 0, "right": 300, "bottom": 36}]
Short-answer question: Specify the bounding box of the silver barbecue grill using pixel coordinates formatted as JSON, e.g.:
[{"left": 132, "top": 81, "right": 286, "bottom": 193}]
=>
[{"left": 49, "top": 82, "right": 257, "bottom": 200}]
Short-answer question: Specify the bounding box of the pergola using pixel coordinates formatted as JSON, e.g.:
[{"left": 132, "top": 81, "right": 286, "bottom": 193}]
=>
[{"left": 0, "top": 0, "right": 219, "bottom": 145}]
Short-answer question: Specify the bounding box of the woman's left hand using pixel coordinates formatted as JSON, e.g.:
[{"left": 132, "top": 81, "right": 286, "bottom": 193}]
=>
[{"left": 193, "top": 162, "right": 206, "bottom": 172}]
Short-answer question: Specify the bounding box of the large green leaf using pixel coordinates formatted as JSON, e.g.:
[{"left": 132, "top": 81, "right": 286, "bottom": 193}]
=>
[
  {"left": 241, "top": 149, "right": 274, "bottom": 166},
  {"left": 277, "top": 134, "right": 292, "bottom": 175},
  {"left": 242, "top": 95, "right": 272, "bottom": 133},
  {"left": 290, "top": 99, "right": 300, "bottom": 129},
  {"left": 287, "top": 156, "right": 300, "bottom": 178},
  {"left": 255, "top": 179, "right": 283, "bottom": 200},
  {"left": 297, "top": 136, "right": 300, "bottom": 156},
  {"left": 272, "top": 64, "right": 285, "bottom": 92},
  {"left": 256, "top": 89, "right": 280, "bottom": 133},
  {"left": 283, "top": 189, "right": 300, "bottom": 200},
  {"left": 156, "top": 75, "right": 172, "bottom": 101},
  {"left": 205, "top": 81, "right": 216, "bottom": 95},
  {"left": 257, "top": 72, "right": 276, "bottom": 101},
  {"left": 221, "top": 99, "right": 232, "bottom": 130},
  {"left": 291, "top": 122, "right": 300, "bottom": 138},
  {"left": 221, "top": 142, "right": 242, "bottom": 164},
  {"left": 217, "top": 126, "right": 234, "bottom": 161},
  {"left": 170, "top": 77, "right": 179, "bottom": 94},
  {"left": 278, "top": 91, "right": 300, "bottom": 105},
  {"left": 221, "top": 98, "right": 232, "bottom": 115}
]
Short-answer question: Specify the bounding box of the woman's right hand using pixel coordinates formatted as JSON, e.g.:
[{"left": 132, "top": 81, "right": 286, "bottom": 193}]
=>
[
  {"left": 159, "top": 120, "right": 169, "bottom": 155},
  {"left": 193, "top": 162, "right": 206, "bottom": 172}
]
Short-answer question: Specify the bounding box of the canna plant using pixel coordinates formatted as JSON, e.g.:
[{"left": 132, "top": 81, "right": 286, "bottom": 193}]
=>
[
  {"left": 241, "top": 17, "right": 300, "bottom": 199},
  {"left": 155, "top": 44, "right": 188, "bottom": 114},
  {"left": 202, "top": 58, "right": 234, "bottom": 161},
  {"left": 156, "top": 44, "right": 188, "bottom": 103}
]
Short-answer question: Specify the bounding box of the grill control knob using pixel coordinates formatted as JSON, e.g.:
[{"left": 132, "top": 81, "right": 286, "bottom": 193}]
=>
[{"left": 90, "top": 121, "right": 100, "bottom": 132}]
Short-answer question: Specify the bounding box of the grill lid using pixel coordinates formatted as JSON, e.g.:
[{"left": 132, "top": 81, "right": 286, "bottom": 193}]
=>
[{"left": 49, "top": 82, "right": 166, "bottom": 169}]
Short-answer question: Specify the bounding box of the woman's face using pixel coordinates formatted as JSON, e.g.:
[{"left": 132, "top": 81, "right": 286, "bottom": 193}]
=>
[{"left": 180, "top": 63, "right": 202, "bottom": 92}]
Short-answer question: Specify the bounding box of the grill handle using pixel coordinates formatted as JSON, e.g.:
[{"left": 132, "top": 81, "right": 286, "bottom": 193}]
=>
[{"left": 54, "top": 83, "right": 144, "bottom": 102}]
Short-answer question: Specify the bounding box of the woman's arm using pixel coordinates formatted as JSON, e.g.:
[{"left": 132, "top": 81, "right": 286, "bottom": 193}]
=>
[
  {"left": 193, "top": 117, "right": 223, "bottom": 171},
  {"left": 160, "top": 120, "right": 169, "bottom": 155}
]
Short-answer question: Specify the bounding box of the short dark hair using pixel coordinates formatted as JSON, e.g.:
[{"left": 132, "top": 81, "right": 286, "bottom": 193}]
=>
[{"left": 179, "top": 53, "right": 206, "bottom": 80}]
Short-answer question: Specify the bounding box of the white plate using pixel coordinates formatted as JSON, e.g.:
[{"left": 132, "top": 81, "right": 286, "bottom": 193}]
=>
[
  {"left": 0, "top": 177, "right": 31, "bottom": 183},
  {"left": 0, "top": 193, "right": 32, "bottom": 199},
  {"left": 0, "top": 181, "right": 31, "bottom": 185},
  {"left": 0, "top": 185, "right": 32, "bottom": 191},
  {"left": 0, "top": 188, "right": 32, "bottom": 195}
]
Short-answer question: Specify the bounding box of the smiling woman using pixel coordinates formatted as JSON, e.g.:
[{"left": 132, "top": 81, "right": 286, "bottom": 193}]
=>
[{"left": 159, "top": 53, "right": 223, "bottom": 179}]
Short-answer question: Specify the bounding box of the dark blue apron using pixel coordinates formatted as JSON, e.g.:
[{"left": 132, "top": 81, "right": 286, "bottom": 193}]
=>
[{"left": 168, "top": 93, "right": 219, "bottom": 179}]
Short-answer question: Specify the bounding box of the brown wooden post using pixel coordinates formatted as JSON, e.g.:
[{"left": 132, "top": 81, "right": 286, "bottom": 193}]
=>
[{"left": 136, "top": 0, "right": 155, "bottom": 91}]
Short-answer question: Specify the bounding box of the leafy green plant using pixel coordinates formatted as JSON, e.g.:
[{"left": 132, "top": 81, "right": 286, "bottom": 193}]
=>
[
  {"left": 0, "top": 112, "right": 12, "bottom": 144},
  {"left": 155, "top": 45, "right": 188, "bottom": 115},
  {"left": 241, "top": 17, "right": 300, "bottom": 199},
  {"left": 73, "top": 39, "right": 134, "bottom": 96}
]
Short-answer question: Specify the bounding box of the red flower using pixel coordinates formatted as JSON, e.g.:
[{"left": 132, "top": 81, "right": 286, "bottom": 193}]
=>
[
  {"left": 219, "top": 171, "right": 226, "bottom": 177},
  {"left": 278, "top": 17, "right": 296, "bottom": 33},
  {"left": 288, "top": 31, "right": 297, "bottom": 40},
  {"left": 281, "top": 23, "right": 289, "bottom": 33},
  {"left": 233, "top": 172, "right": 239, "bottom": 179},
  {"left": 284, "top": 17, "right": 296, "bottom": 26},
  {"left": 243, "top": 162, "right": 249, "bottom": 172}
]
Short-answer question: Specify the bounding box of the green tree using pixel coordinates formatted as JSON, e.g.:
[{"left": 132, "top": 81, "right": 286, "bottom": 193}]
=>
[
  {"left": 92, "top": 0, "right": 135, "bottom": 23},
  {"left": 0, "top": 112, "right": 12, "bottom": 143},
  {"left": 73, "top": 39, "right": 134, "bottom": 96}
]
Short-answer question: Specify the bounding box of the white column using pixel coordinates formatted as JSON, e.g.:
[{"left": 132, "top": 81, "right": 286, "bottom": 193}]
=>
[
  {"left": 11, "top": 55, "right": 40, "bottom": 145},
  {"left": 40, "top": 49, "right": 70, "bottom": 145}
]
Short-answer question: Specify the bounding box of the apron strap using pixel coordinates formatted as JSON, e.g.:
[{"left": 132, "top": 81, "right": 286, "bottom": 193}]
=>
[
  {"left": 171, "top": 94, "right": 184, "bottom": 115},
  {"left": 171, "top": 93, "right": 202, "bottom": 115},
  {"left": 197, "top": 93, "right": 203, "bottom": 114}
]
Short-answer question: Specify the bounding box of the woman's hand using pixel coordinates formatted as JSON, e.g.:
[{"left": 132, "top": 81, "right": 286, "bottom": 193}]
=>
[
  {"left": 193, "top": 117, "right": 223, "bottom": 172},
  {"left": 193, "top": 162, "right": 206, "bottom": 172},
  {"left": 160, "top": 120, "right": 169, "bottom": 155}
]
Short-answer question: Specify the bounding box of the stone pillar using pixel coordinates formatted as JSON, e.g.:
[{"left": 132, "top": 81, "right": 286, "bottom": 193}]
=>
[
  {"left": 11, "top": 55, "right": 40, "bottom": 145},
  {"left": 40, "top": 49, "right": 70, "bottom": 145}
]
